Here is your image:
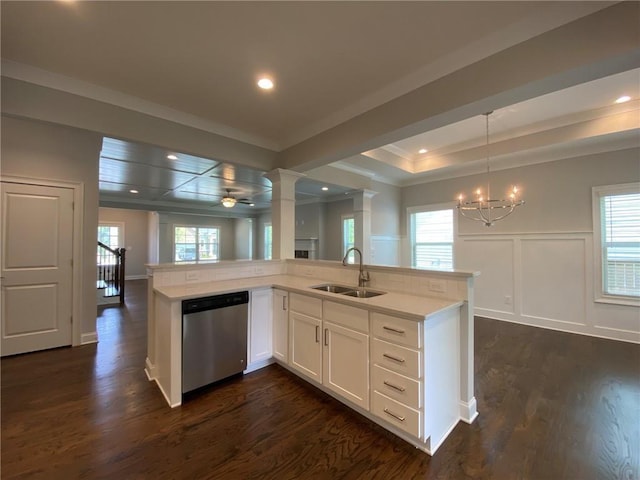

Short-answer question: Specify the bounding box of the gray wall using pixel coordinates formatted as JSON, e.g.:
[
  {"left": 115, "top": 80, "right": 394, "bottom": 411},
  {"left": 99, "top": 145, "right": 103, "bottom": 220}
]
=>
[
  {"left": 371, "top": 180, "right": 401, "bottom": 237},
  {"left": 256, "top": 211, "right": 272, "bottom": 259},
  {"left": 98, "top": 207, "right": 149, "bottom": 278},
  {"left": 295, "top": 202, "right": 327, "bottom": 259},
  {"left": 157, "top": 213, "right": 237, "bottom": 263},
  {"left": 402, "top": 147, "right": 640, "bottom": 341},
  {"left": 403, "top": 148, "right": 640, "bottom": 236},
  {"left": 324, "top": 198, "right": 355, "bottom": 261},
  {"left": 234, "top": 217, "right": 256, "bottom": 260},
  {"left": 1, "top": 115, "right": 102, "bottom": 338}
]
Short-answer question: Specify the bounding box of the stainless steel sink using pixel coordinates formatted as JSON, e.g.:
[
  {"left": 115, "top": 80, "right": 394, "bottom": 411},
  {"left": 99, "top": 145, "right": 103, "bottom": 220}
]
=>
[
  {"left": 310, "top": 284, "right": 386, "bottom": 298},
  {"left": 342, "top": 289, "right": 386, "bottom": 298},
  {"left": 311, "top": 284, "right": 355, "bottom": 294}
]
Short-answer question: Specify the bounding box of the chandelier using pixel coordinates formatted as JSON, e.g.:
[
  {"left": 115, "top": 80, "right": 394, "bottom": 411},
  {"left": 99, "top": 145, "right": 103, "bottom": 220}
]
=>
[{"left": 457, "top": 112, "right": 524, "bottom": 226}]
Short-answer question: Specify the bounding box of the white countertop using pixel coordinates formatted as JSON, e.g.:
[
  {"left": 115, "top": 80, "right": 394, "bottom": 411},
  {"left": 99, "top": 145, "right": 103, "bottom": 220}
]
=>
[{"left": 154, "top": 274, "right": 463, "bottom": 321}]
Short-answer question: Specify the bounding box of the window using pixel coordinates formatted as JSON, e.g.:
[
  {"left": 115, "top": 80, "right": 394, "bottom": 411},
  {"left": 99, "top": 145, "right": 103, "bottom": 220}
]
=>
[
  {"left": 409, "top": 206, "right": 454, "bottom": 270},
  {"left": 97, "top": 223, "right": 123, "bottom": 265},
  {"left": 174, "top": 226, "right": 220, "bottom": 262},
  {"left": 342, "top": 216, "right": 355, "bottom": 263},
  {"left": 264, "top": 223, "right": 273, "bottom": 260},
  {"left": 593, "top": 183, "right": 640, "bottom": 304}
]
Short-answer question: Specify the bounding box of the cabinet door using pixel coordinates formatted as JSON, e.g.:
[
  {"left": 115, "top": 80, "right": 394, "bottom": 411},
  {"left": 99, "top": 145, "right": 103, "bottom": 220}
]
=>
[
  {"left": 323, "top": 321, "right": 370, "bottom": 410},
  {"left": 289, "top": 310, "right": 322, "bottom": 383},
  {"left": 272, "top": 289, "right": 288, "bottom": 362},
  {"left": 249, "top": 289, "right": 272, "bottom": 365}
]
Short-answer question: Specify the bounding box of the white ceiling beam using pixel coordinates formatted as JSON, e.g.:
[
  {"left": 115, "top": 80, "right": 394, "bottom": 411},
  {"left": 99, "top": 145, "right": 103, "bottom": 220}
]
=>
[{"left": 278, "top": 2, "right": 640, "bottom": 173}]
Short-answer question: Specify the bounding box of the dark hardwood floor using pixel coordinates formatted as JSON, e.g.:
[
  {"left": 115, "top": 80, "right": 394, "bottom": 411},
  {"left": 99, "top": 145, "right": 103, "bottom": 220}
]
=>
[{"left": 2, "top": 279, "right": 639, "bottom": 479}]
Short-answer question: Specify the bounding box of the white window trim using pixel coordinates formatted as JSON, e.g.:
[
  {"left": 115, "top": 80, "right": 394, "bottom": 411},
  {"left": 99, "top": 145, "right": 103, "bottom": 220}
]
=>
[
  {"left": 98, "top": 221, "right": 125, "bottom": 248},
  {"left": 592, "top": 182, "right": 640, "bottom": 307},
  {"left": 173, "top": 224, "right": 221, "bottom": 263},
  {"left": 407, "top": 202, "right": 458, "bottom": 270},
  {"left": 342, "top": 214, "right": 355, "bottom": 263},
  {"left": 264, "top": 222, "right": 272, "bottom": 260}
]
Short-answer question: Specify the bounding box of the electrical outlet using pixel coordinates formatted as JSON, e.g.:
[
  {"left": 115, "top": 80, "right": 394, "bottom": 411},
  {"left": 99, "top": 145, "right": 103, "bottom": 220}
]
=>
[
  {"left": 504, "top": 295, "right": 512, "bottom": 305},
  {"left": 429, "top": 280, "right": 446, "bottom": 293},
  {"left": 186, "top": 271, "right": 200, "bottom": 282},
  {"left": 254, "top": 266, "right": 264, "bottom": 275}
]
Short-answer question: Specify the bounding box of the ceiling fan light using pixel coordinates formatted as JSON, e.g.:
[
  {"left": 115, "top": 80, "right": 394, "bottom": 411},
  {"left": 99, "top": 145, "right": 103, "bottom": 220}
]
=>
[{"left": 221, "top": 197, "right": 236, "bottom": 208}]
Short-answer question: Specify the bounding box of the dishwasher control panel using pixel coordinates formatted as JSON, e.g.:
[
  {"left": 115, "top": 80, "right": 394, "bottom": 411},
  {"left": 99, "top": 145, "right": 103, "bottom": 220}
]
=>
[{"left": 182, "top": 291, "right": 249, "bottom": 314}]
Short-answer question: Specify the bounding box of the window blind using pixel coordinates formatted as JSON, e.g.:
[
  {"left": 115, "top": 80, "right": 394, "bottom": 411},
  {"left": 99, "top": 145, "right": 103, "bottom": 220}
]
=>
[
  {"left": 411, "top": 209, "right": 453, "bottom": 270},
  {"left": 601, "top": 192, "right": 640, "bottom": 297}
]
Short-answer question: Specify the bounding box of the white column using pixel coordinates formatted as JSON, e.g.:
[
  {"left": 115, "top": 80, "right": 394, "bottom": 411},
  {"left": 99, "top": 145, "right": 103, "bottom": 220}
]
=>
[
  {"left": 459, "top": 276, "right": 478, "bottom": 423},
  {"left": 264, "top": 168, "right": 305, "bottom": 260},
  {"left": 352, "top": 189, "right": 377, "bottom": 263}
]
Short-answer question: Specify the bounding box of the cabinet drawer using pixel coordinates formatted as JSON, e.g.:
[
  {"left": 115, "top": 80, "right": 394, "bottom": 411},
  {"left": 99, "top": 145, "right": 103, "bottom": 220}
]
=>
[
  {"left": 324, "top": 301, "right": 368, "bottom": 333},
  {"left": 372, "top": 365, "right": 421, "bottom": 409},
  {"left": 372, "top": 312, "right": 421, "bottom": 349},
  {"left": 289, "top": 293, "right": 322, "bottom": 318},
  {"left": 372, "top": 338, "right": 421, "bottom": 379},
  {"left": 372, "top": 391, "right": 421, "bottom": 438}
]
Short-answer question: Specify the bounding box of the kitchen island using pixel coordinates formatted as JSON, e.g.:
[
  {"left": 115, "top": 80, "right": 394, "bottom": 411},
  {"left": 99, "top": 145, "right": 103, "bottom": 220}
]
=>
[{"left": 146, "top": 259, "right": 478, "bottom": 455}]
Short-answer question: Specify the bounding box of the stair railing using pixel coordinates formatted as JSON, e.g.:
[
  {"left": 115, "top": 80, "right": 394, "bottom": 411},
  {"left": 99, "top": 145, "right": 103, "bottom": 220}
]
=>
[{"left": 97, "top": 241, "right": 126, "bottom": 305}]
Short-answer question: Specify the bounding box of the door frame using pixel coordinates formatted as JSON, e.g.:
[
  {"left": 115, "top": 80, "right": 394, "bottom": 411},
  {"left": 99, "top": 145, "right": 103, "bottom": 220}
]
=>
[{"left": 1, "top": 175, "right": 84, "bottom": 347}]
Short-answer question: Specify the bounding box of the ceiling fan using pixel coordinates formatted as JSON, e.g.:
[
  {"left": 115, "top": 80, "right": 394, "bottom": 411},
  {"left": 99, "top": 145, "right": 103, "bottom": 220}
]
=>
[{"left": 220, "top": 189, "right": 253, "bottom": 208}]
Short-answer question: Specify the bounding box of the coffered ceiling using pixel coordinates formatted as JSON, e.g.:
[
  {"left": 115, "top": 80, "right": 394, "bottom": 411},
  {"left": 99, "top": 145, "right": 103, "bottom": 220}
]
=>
[
  {"left": 1, "top": 1, "right": 638, "bottom": 213},
  {"left": 99, "top": 137, "right": 353, "bottom": 215}
]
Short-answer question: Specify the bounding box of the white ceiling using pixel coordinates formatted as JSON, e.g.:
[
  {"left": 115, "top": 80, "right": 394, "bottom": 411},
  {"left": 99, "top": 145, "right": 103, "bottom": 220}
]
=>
[{"left": 1, "top": 1, "right": 638, "bottom": 212}]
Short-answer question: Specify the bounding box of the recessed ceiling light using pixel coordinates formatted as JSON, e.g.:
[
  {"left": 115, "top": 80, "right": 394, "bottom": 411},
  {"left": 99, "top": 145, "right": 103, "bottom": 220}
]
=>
[
  {"left": 257, "top": 77, "right": 274, "bottom": 90},
  {"left": 322, "top": 187, "right": 329, "bottom": 191},
  {"left": 418, "top": 148, "right": 428, "bottom": 154},
  {"left": 167, "top": 154, "right": 178, "bottom": 160},
  {"left": 129, "top": 189, "right": 139, "bottom": 194},
  {"left": 249, "top": 203, "right": 255, "bottom": 207},
  {"left": 615, "top": 95, "right": 632, "bottom": 104}
]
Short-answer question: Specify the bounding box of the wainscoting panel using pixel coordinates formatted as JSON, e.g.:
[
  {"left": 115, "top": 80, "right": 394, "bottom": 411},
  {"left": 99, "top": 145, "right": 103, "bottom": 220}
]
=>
[
  {"left": 458, "top": 233, "right": 639, "bottom": 343},
  {"left": 520, "top": 237, "right": 587, "bottom": 326},
  {"left": 457, "top": 239, "right": 515, "bottom": 316}
]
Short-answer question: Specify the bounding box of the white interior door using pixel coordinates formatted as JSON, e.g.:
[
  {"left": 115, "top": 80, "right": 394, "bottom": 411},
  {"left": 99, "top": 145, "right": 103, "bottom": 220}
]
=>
[{"left": 1, "top": 181, "right": 74, "bottom": 356}]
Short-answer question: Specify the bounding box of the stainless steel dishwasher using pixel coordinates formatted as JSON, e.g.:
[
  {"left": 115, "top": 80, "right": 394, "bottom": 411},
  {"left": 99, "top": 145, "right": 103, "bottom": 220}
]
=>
[{"left": 182, "top": 291, "right": 249, "bottom": 395}]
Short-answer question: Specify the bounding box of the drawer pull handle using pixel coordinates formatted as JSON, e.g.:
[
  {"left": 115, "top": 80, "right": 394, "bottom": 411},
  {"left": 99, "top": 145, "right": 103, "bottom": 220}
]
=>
[
  {"left": 383, "top": 325, "right": 405, "bottom": 334},
  {"left": 315, "top": 325, "right": 319, "bottom": 343},
  {"left": 383, "top": 353, "right": 405, "bottom": 363},
  {"left": 383, "top": 380, "right": 405, "bottom": 392},
  {"left": 383, "top": 408, "right": 405, "bottom": 422}
]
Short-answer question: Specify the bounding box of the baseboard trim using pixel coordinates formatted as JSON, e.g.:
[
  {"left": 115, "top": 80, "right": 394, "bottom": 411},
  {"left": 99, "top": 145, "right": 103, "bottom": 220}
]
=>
[
  {"left": 155, "top": 377, "right": 181, "bottom": 408},
  {"left": 244, "top": 357, "right": 274, "bottom": 374},
  {"left": 80, "top": 332, "right": 98, "bottom": 345},
  {"left": 144, "top": 357, "right": 157, "bottom": 380},
  {"left": 476, "top": 309, "right": 640, "bottom": 344},
  {"left": 125, "top": 274, "right": 148, "bottom": 281},
  {"left": 459, "top": 397, "right": 479, "bottom": 424}
]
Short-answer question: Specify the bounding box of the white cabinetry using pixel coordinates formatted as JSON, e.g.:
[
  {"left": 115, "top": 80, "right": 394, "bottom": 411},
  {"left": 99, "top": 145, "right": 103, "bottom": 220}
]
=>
[
  {"left": 247, "top": 288, "right": 272, "bottom": 370},
  {"left": 272, "top": 289, "right": 288, "bottom": 363},
  {"left": 371, "top": 313, "right": 423, "bottom": 438},
  {"left": 323, "top": 301, "right": 369, "bottom": 410},
  {"left": 288, "top": 293, "right": 370, "bottom": 410},
  {"left": 288, "top": 293, "right": 323, "bottom": 383},
  {"left": 370, "top": 310, "right": 460, "bottom": 454}
]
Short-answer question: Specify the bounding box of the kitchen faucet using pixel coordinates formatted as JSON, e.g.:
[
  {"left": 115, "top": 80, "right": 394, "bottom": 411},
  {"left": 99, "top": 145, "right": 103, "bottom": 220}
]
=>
[{"left": 342, "top": 247, "right": 370, "bottom": 288}]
